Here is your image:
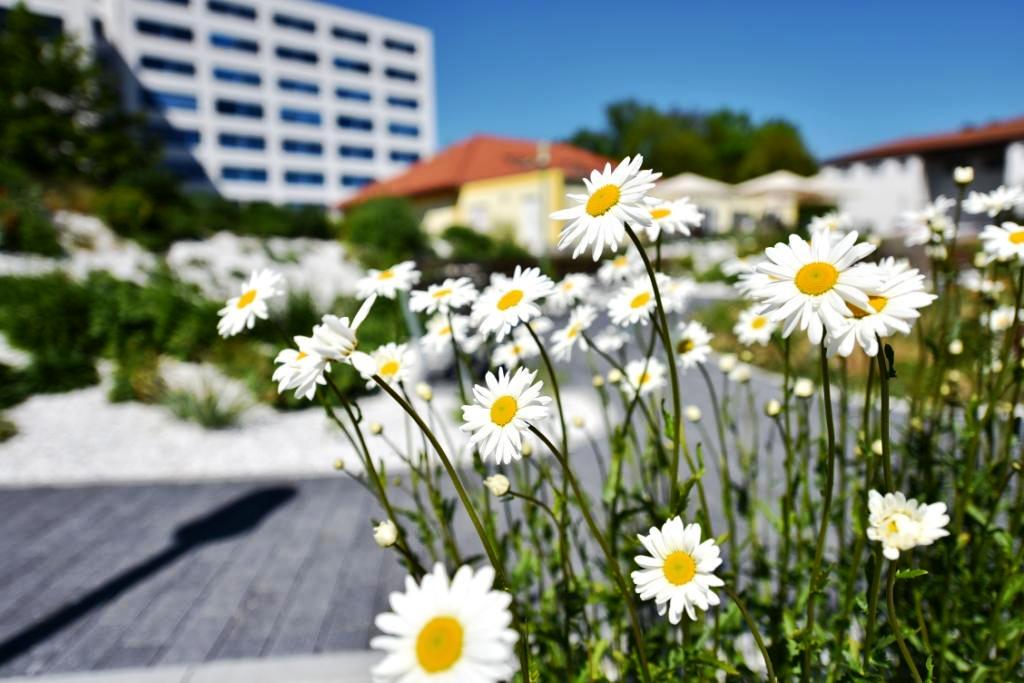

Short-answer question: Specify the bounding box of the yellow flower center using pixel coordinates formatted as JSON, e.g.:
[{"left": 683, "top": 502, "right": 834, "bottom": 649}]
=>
[
  {"left": 630, "top": 292, "right": 651, "bottom": 309},
  {"left": 794, "top": 262, "right": 839, "bottom": 296},
  {"left": 415, "top": 616, "right": 463, "bottom": 673},
  {"left": 613, "top": 255, "right": 628, "bottom": 268},
  {"left": 886, "top": 519, "right": 899, "bottom": 534},
  {"left": 236, "top": 289, "right": 257, "bottom": 308},
  {"left": 497, "top": 289, "right": 524, "bottom": 311},
  {"left": 639, "top": 372, "right": 652, "bottom": 385},
  {"left": 296, "top": 351, "right": 308, "bottom": 360},
  {"left": 751, "top": 316, "right": 768, "bottom": 329},
  {"left": 849, "top": 296, "right": 888, "bottom": 319},
  {"left": 586, "top": 184, "right": 621, "bottom": 217},
  {"left": 662, "top": 550, "right": 697, "bottom": 586},
  {"left": 490, "top": 395, "right": 518, "bottom": 426},
  {"left": 379, "top": 360, "right": 400, "bottom": 377},
  {"left": 567, "top": 324, "right": 580, "bottom": 339},
  {"left": 1010, "top": 231, "right": 1024, "bottom": 244},
  {"left": 650, "top": 207, "right": 671, "bottom": 220},
  {"left": 439, "top": 325, "right": 451, "bottom": 336},
  {"left": 377, "top": 270, "right": 395, "bottom": 280},
  {"left": 432, "top": 287, "right": 453, "bottom": 299},
  {"left": 677, "top": 338, "right": 695, "bottom": 354}
]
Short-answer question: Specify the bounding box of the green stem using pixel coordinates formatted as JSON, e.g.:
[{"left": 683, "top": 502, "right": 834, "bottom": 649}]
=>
[
  {"left": 723, "top": 583, "right": 778, "bottom": 683},
  {"left": 887, "top": 561, "right": 923, "bottom": 683}
]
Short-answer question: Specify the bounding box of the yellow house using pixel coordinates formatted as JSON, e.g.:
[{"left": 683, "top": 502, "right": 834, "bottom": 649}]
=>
[{"left": 340, "top": 135, "right": 611, "bottom": 255}]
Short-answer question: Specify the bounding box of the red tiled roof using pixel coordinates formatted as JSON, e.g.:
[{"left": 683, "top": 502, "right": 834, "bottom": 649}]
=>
[
  {"left": 340, "top": 134, "right": 611, "bottom": 208},
  {"left": 828, "top": 115, "right": 1024, "bottom": 164}
]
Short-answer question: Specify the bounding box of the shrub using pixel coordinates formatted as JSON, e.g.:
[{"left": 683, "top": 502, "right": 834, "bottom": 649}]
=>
[
  {"left": 342, "top": 197, "right": 430, "bottom": 268},
  {"left": 441, "top": 224, "right": 532, "bottom": 264},
  {"left": 0, "top": 166, "right": 63, "bottom": 256}
]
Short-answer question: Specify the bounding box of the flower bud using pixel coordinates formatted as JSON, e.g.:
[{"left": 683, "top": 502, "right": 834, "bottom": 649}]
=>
[
  {"left": 793, "top": 378, "right": 814, "bottom": 398},
  {"left": 765, "top": 399, "right": 782, "bottom": 417},
  {"left": 373, "top": 520, "right": 398, "bottom": 547},
  {"left": 592, "top": 374, "right": 605, "bottom": 388},
  {"left": 739, "top": 350, "right": 754, "bottom": 363},
  {"left": 871, "top": 439, "right": 884, "bottom": 456},
  {"left": 521, "top": 440, "right": 533, "bottom": 457},
  {"left": 607, "top": 369, "right": 623, "bottom": 384},
  {"left": 729, "top": 364, "right": 752, "bottom": 383},
  {"left": 948, "top": 339, "right": 963, "bottom": 355},
  {"left": 684, "top": 405, "right": 702, "bottom": 422},
  {"left": 571, "top": 415, "right": 586, "bottom": 429},
  {"left": 415, "top": 382, "right": 433, "bottom": 401},
  {"left": 973, "top": 252, "right": 988, "bottom": 269},
  {"left": 953, "top": 166, "right": 974, "bottom": 185},
  {"left": 717, "top": 353, "right": 737, "bottom": 373},
  {"left": 333, "top": 459, "right": 345, "bottom": 471},
  {"left": 370, "top": 422, "right": 383, "bottom": 435},
  {"left": 484, "top": 474, "right": 510, "bottom": 496}
]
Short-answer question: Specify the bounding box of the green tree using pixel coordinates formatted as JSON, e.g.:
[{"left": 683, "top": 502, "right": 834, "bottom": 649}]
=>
[{"left": 342, "top": 197, "right": 430, "bottom": 268}]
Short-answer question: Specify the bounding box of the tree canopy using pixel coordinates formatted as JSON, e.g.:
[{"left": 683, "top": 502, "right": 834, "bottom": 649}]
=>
[{"left": 568, "top": 100, "right": 818, "bottom": 182}]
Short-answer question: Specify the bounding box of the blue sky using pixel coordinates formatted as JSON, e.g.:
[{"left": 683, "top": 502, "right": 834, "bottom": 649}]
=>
[{"left": 328, "top": 0, "right": 1023, "bottom": 159}]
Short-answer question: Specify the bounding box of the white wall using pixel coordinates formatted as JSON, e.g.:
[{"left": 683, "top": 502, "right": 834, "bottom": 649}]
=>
[
  {"left": 820, "top": 156, "right": 931, "bottom": 238},
  {"left": 1006, "top": 142, "right": 1024, "bottom": 188}
]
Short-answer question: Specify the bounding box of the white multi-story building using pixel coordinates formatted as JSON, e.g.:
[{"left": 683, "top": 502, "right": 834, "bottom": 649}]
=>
[{"left": 1, "top": 0, "right": 436, "bottom": 207}]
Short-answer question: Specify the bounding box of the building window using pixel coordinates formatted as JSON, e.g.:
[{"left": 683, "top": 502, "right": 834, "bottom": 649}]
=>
[
  {"left": 273, "top": 13, "right": 315, "bottom": 33},
  {"left": 222, "top": 166, "right": 267, "bottom": 182},
  {"left": 276, "top": 45, "right": 318, "bottom": 65},
  {"left": 336, "top": 87, "right": 371, "bottom": 102},
  {"left": 281, "top": 108, "right": 321, "bottom": 126},
  {"left": 341, "top": 175, "right": 374, "bottom": 187},
  {"left": 213, "top": 66, "right": 260, "bottom": 86},
  {"left": 135, "top": 19, "right": 193, "bottom": 42},
  {"left": 210, "top": 32, "right": 259, "bottom": 53},
  {"left": 390, "top": 150, "right": 419, "bottom": 163},
  {"left": 279, "top": 78, "right": 319, "bottom": 95},
  {"left": 140, "top": 55, "right": 195, "bottom": 76},
  {"left": 283, "top": 139, "right": 323, "bottom": 155},
  {"left": 384, "top": 38, "right": 416, "bottom": 54},
  {"left": 340, "top": 145, "right": 374, "bottom": 159},
  {"left": 388, "top": 122, "right": 419, "bottom": 137},
  {"left": 145, "top": 89, "right": 198, "bottom": 111},
  {"left": 216, "top": 98, "right": 263, "bottom": 118},
  {"left": 332, "top": 26, "right": 368, "bottom": 43},
  {"left": 386, "top": 95, "right": 417, "bottom": 110},
  {"left": 285, "top": 171, "right": 325, "bottom": 185},
  {"left": 384, "top": 67, "right": 416, "bottom": 82},
  {"left": 166, "top": 159, "right": 207, "bottom": 181},
  {"left": 207, "top": 0, "right": 255, "bottom": 20},
  {"left": 219, "top": 132, "right": 265, "bottom": 150},
  {"left": 337, "top": 115, "right": 373, "bottom": 131},
  {"left": 152, "top": 127, "right": 200, "bottom": 147},
  {"left": 334, "top": 56, "right": 370, "bottom": 74},
  {"left": 146, "top": 0, "right": 190, "bottom": 5}
]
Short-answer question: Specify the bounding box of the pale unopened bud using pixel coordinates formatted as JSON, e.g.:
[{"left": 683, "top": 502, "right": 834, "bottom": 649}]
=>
[
  {"left": 992, "top": 359, "right": 1004, "bottom": 373},
  {"left": 484, "top": 474, "right": 510, "bottom": 496},
  {"left": 718, "top": 353, "right": 737, "bottom": 373},
  {"left": 729, "top": 364, "right": 752, "bottom": 383},
  {"left": 521, "top": 441, "right": 534, "bottom": 457},
  {"left": 765, "top": 399, "right": 782, "bottom": 417},
  {"left": 416, "top": 382, "right": 433, "bottom": 401},
  {"left": 592, "top": 374, "right": 605, "bottom": 388},
  {"left": 739, "top": 350, "right": 754, "bottom": 363},
  {"left": 571, "top": 415, "right": 586, "bottom": 429},
  {"left": 910, "top": 417, "right": 924, "bottom": 431},
  {"left": 684, "top": 405, "right": 702, "bottom": 422},
  {"left": 948, "top": 339, "right": 963, "bottom": 355},
  {"left": 871, "top": 439, "right": 884, "bottom": 456},
  {"left": 794, "top": 378, "right": 815, "bottom": 398},
  {"left": 333, "top": 459, "right": 345, "bottom": 471},
  {"left": 925, "top": 244, "right": 948, "bottom": 261},
  {"left": 954, "top": 166, "right": 974, "bottom": 185},
  {"left": 940, "top": 383, "right": 951, "bottom": 397},
  {"left": 947, "top": 369, "right": 962, "bottom": 383},
  {"left": 607, "top": 369, "right": 623, "bottom": 384},
  {"left": 369, "top": 422, "right": 383, "bottom": 435},
  {"left": 973, "top": 252, "right": 988, "bottom": 269},
  {"left": 373, "top": 520, "right": 398, "bottom": 547}
]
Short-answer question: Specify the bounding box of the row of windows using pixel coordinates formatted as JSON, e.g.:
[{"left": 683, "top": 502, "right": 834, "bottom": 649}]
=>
[
  {"left": 135, "top": 19, "right": 420, "bottom": 81},
  {"left": 157, "top": 127, "right": 419, "bottom": 163},
  {"left": 137, "top": 8, "right": 418, "bottom": 52},
  {"left": 221, "top": 167, "right": 376, "bottom": 187}
]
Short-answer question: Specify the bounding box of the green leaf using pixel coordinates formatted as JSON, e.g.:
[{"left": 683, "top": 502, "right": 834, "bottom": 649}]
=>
[{"left": 896, "top": 568, "right": 928, "bottom": 580}]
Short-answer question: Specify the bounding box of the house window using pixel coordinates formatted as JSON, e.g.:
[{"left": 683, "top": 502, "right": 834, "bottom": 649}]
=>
[
  {"left": 279, "top": 78, "right": 319, "bottom": 95},
  {"left": 388, "top": 122, "right": 418, "bottom": 137},
  {"left": 207, "top": 0, "right": 255, "bottom": 20},
  {"left": 219, "top": 132, "right": 265, "bottom": 150},
  {"left": 384, "top": 38, "right": 416, "bottom": 54},
  {"left": 332, "top": 26, "right": 368, "bottom": 43},
  {"left": 140, "top": 55, "right": 194, "bottom": 75},
  {"left": 338, "top": 116, "right": 373, "bottom": 131},
  {"left": 336, "top": 87, "right": 371, "bottom": 102},
  {"left": 273, "top": 13, "right": 315, "bottom": 33},
  {"left": 276, "top": 45, "right": 318, "bottom": 64},
  {"left": 387, "top": 95, "right": 417, "bottom": 109},
  {"left": 222, "top": 167, "right": 267, "bottom": 182},
  {"left": 384, "top": 67, "right": 416, "bottom": 82},
  {"left": 341, "top": 175, "right": 374, "bottom": 187},
  {"left": 135, "top": 19, "right": 193, "bottom": 42},
  {"left": 281, "top": 108, "right": 321, "bottom": 126},
  {"left": 334, "top": 56, "right": 370, "bottom": 73},
  {"left": 283, "top": 139, "right": 323, "bottom": 155},
  {"left": 213, "top": 67, "right": 260, "bottom": 86},
  {"left": 340, "top": 145, "right": 373, "bottom": 159},
  {"left": 285, "top": 171, "right": 324, "bottom": 185},
  {"left": 390, "top": 150, "right": 419, "bottom": 163},
  {"left": 210, "top": 32, "right": 259, "bottom": 53},
  {"left": 215, "top": 99, "right": 263, "bottom": 118},
  {"left": 145, "top": 90, "right": 197, "bottom": 111}
]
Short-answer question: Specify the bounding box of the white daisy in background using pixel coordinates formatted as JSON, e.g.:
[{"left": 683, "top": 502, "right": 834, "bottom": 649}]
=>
[
  {"left": 309, "top": 296, "right": 377, "bottom": 363},
  {"left": 901, "top": 196, "right": 955, "bottom": 247},
  {"left": 659, "top": 274, "right": 696, "bottom": 314},
  {"left": 960, "top": 269, "right": 1005, "bottom": 296},
  {"left": 351, "top": 342, "right": 415, "bottom": 388},
  {"left": 754, "top": 231, "right": 875, "bottom": 345},
  {"left": 608, "top": 277, "right": 655, "bottom": 327},
  {"left": 546, "top": 273, "right": 594, "bottom": 314},
  {"left": 594, "top": 327, "right": 628, "bottom": 354},
  {"left": 0, "top": 332, "right": 31, "bottom": 370},
  {"left": 793, "top": 377, "right": 815, "bottom": 398},
  {"left": 985, "top": 305, "right": 1020, "bottom": 333},
  {"left": 734, "top": 266, "right": 774, "bottom": 299},
  {"left": 551, "top": 155, "right": 660, "bottom": 260},
  {"left": 808, "top": 210, "right": 852, "bottom": 238},
  {"left": 216, "top": 269, "right": 283, "bottom": 338},
  {"left": 676, "top": 321, "right": 714, "bottom": 369},
  {"left": 964, "top": 185, "right": 1024, "bottom": 217},
  {"left": 471, "top": 266, "right": 553, "bottom": 340},
  {"left": 421, "top": 314, "right": 475, "bottom": 354},
  {"left": 631, "top": 517, "right": 723, "bottom": 624},
  {"left": 461, "top": 367, "right": 551, "bottom": 464},
  {"left": 549, "top": 305, "right": 597, "bottom": 361},
  {"left": 721, "top": 256, "right": 756, "bottom": 277},
  {"left": 409, "top": 277, "right": 477, "bottom": 315},
  {"left": 490, "top": 328, "right": 539, "bottom": 368},
  {"left": 356, "top": 261, "right": 421, "bottom": 300},
  {"left": 272, "top": 335, "right": 328, "bottom": 400},
  {"left": 979, "top": 221, "right": 1024, "bottom": 263},
  {"left": 643, "top": 197, "right": 703, "bottom": 241},
  {"left": 371, "top": 563, "right": 517, "bottom": 683},
  {"left": 866, "top": 490, "right": 949, "bottom": 560},
  {"left": 826, "top": 266, "right": 936, "bottom": 357},
  {"left": 733, "top": 307, "right": 775, "bottom": 346},
  {"left": 622, "top": 357, "right": 667, "bottom": 398},
  {"left": 597, "top": 252, "right": 642, "bottom": 284}
]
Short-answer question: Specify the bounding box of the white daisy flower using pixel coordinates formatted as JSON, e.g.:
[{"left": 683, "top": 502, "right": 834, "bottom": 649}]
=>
[
  {"left": 461, "top": 367, "right": 551, "bottom": 464},
  {"left": 901, "top": 196, "right": 955, "bottom": 247},
  {"left": 371, "top": 563, "right": 518, "bottom": 682},
  {"left": 351, "top": 342, "right": 415, "bottom": 389},
  {"left": 216, "top": 269, "right": 283, "bottom": 338},
  {"left": 356, "top": 261, "right": 421, "bottom": 300},
  {"left": 631, "top": 517, "right": 724, "bottom": 624},
  {"left": 490, "top": 329, "right": 539, "bottom": 369},
  {"left": 722, "top": 256, "right": 756, "bottom": 277},
  {"left": 609, "top": 277, "right": 655, "bottom": 327},
  {"left": 622, "top": 357, "right": 667, "bottom": 398},
  {"left": 421, "top": 314, "right": 475, "bottom": 354},
  {"left": 597, "top": 252, "right": 642, "bottom": 284},
  {"left": 734, "top": 267, "right": 774, "bottom": 299},
  {"left": 964, "top": 185, "right": 1024, "bottom": 217},
  {"left": 643, "top": 197, "right": 703, "bottom": 241},
  {"left": 733, "top": 307, "right": 775, "bottom": 346},
  {"left": 551, "top": 155, "right": 661, "bottom": 260},
  {"left": 594, "top": 327, "right": 628, "bottom": 354},
  {"left": 866, "top": 490, "right": 950, "bottom": 561},
  {"left": 272, "top": 336, "right": 328, "bottom": 400},
  {"left": 309, "top": 296, "right": 377, "bottom": 363},
  {"left": 659, "top": 274, "right": 696, "bottom": 314},
  {"left": 676, "top": 321, "right": 713, "bottom": 369},
  {"left": 826, "top": 266, "right": 936, "bottom": 357},
  {"left": 959, "top": 269, "right": 1004, "bottom": 296},
  {"left": 410, "top": 277, "right": 477, "bottom": 315},
  {"left": 808, "top": 210, "right": 852, "bottom": 238},
  {"left": 979, "top": 221, "right": 1024, "bottom": 263},
  {"left": 546, "top": 273, "right": 594, "bottom": 314},
  {"left": 985, "top": 305, "right": 1020, "bottom": 333},
  {"left": 471, "top": 266, "right": 554, "bottom": 340},
  {"left": 753, "top": 231, "right": 875, "bottom": 345},
  {"left": 549, "top": 305, "right": 597, "bottom": 361}
]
